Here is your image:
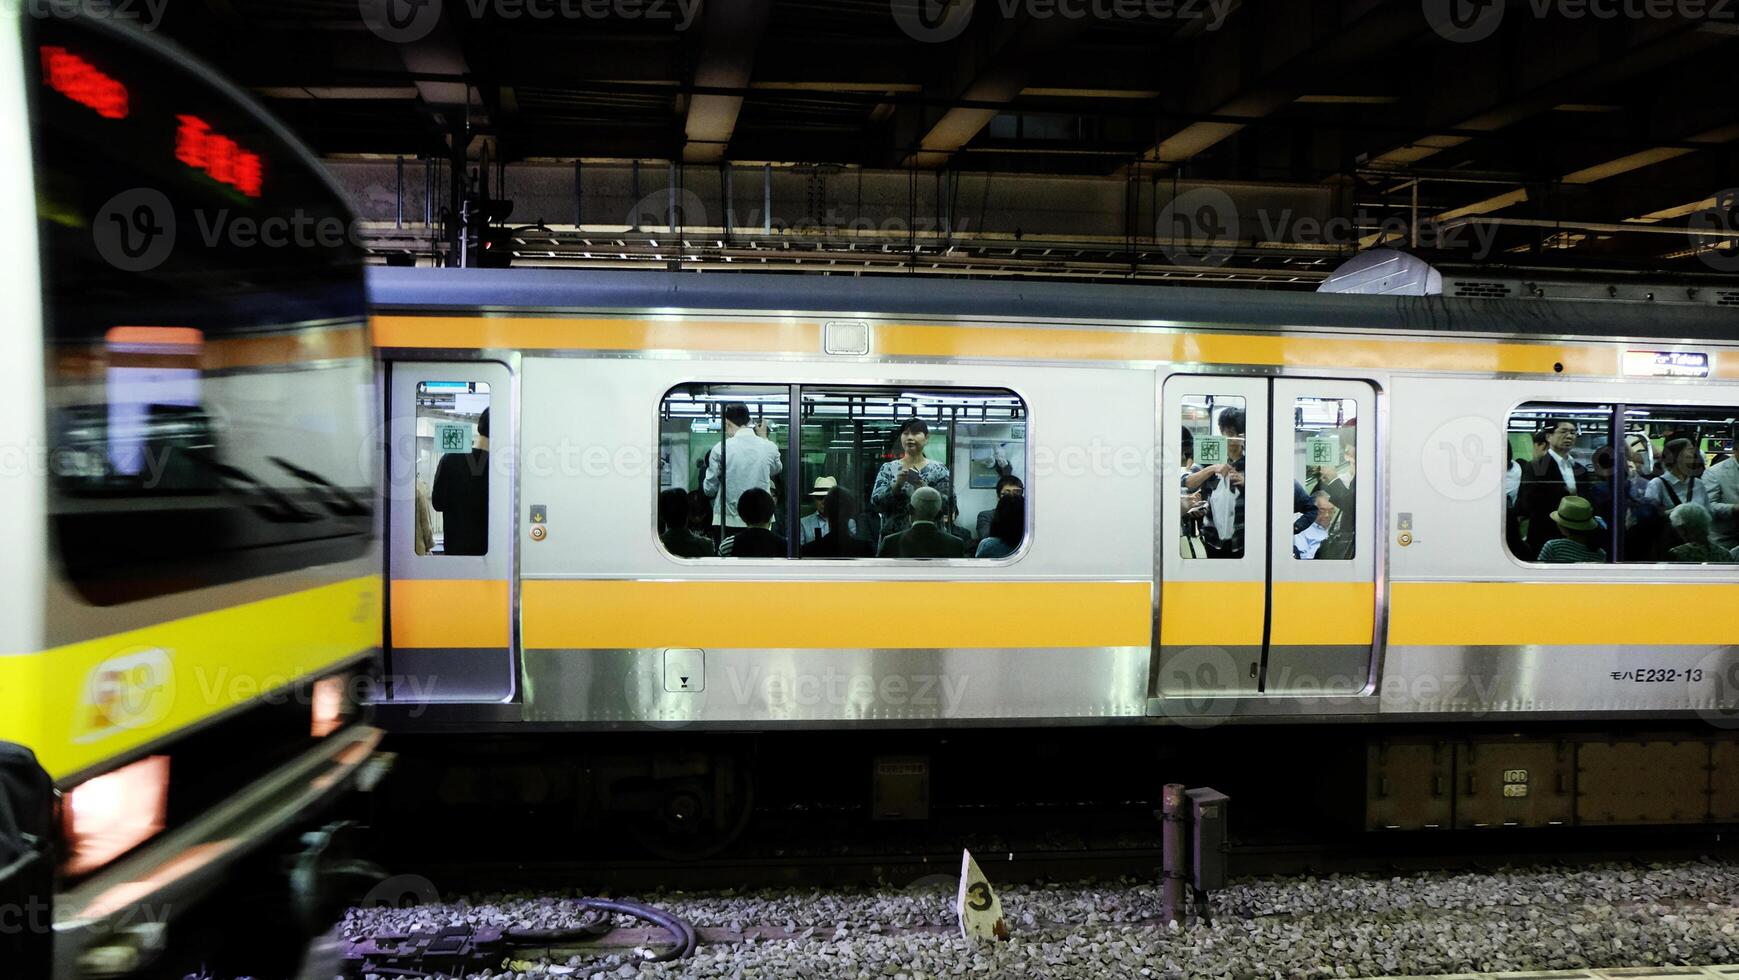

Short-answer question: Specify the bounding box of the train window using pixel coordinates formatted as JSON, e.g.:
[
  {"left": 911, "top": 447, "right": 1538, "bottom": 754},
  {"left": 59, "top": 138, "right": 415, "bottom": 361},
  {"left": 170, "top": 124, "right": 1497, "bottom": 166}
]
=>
[
  {"left": 798, "top": 387, "right": 1025, "bottom": 560},
  {"left": 1291, "top": 396, "right": 1356, "bottom": 560},
  {"left": 658, "top": 385, "right": 791, "bottom": 559},
  {"left": 1616, "top": 406, "right": 1737, "bottom": 564},
  {"left": 413, "top": 382, "right": 491, "bottom": 556},
  {"left": 32, "top": 18, "right": 374, "bottom": 604},
  {"left": 1179, "top": 394, "right": 1247, "bottom": 559},
  {"left": 1506, "top": 403, "right": 1739, "bottom": 565}
]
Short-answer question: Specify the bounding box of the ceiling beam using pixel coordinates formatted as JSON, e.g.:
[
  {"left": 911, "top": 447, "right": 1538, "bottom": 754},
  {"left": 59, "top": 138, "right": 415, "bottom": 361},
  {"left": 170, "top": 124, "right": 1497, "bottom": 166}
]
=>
[
  {"left": 1140, "top": 0, "right": 1424, "bottom": 168},
  {"left": 902, "top": 12, "right": 1093, "bottom": 169},
  {"left": 682, "top": 0, "right": 774, "bottom": 163},
  {"left": 1366, "top": 18, "right": 1727, "bottom": 168}
]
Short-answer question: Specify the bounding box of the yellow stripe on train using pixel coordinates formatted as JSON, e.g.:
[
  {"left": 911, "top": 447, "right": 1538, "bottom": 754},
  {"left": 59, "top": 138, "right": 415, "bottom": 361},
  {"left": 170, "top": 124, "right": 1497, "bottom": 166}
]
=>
[
  {"left": 0, "top": 576, "right": 380, "bottom": 783},
  {"left": 364, "top": 314, "right": 1718, "bottom": 379},
  {"left": 517, "top": 579, "right": 1155, "bottom": 650}
]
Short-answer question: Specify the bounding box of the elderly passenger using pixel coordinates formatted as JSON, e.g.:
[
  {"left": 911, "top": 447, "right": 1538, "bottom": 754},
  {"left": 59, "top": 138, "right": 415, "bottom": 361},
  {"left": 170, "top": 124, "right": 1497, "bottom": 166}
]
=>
[
  {"left": 1667, "top": 503, "right": 1730, "bottom": 563},
  {"left": 878, "top": 486, "right": 965, "bottom": 558}
]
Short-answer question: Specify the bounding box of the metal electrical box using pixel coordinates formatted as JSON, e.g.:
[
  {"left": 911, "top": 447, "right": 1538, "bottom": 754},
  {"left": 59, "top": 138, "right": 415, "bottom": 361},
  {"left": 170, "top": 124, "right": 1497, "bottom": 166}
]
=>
[
  {"left": 1185, "top": 787, "right": 1229, "bottom": 891},
  {"left": 871, "top": 756, "right": 930, "bottom": 821}
]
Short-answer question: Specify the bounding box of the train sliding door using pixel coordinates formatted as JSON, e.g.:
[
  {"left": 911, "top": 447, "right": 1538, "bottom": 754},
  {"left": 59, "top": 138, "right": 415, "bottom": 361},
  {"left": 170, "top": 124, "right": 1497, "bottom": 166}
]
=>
[
  {"left": 1158, "top": 376, "right": 1270, "bottom": 697},
  {"left": 1157, "top": 376, "right": 1378, "bottom": 705},
  {"left": 1265, "top": 379, "right": 1377, "bottom": 695},
  {"left": 384, "top": 361, "right": 517, "bottom": 702}
]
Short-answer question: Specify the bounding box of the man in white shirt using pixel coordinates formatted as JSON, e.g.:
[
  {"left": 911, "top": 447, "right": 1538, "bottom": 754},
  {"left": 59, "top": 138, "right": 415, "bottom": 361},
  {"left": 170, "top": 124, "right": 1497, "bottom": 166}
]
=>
[
  {"left": 1706, "top": 450, "right": 1739, "bottom": 551},
  {"left": 702, "top": 402, "right": 783, "bottom": 529}
]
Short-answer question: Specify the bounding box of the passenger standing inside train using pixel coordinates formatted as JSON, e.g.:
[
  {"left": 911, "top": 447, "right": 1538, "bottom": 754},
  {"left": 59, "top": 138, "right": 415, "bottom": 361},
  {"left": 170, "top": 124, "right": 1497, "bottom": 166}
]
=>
[
  {"left": 1192, "top": 408, "right": 1246, "bottom": 558},
  {"left": 1318, "top": 443, "right": 1356, "bottom": 522},
  {"left": 879, "top": 486, "right": 966, "bottom": 558},
  {"left": 702, "top": 402, "right": 783, "bottom": 541},
  {"left": 430, "top": 407, "right": 489, "bottom": 556},
  {"left": 871, "top": 418, "right": 952, "bottom": 535},
  {"left": 976, "top": 474, "right": 1024, "bottom": 542},
  {"left": 802, "top": 488, "right": 874, "bottom": 558},
  {"left": 1504, "top": 430, "right": 1550, "bottom": 507},
  {"left": 1705, "top": 442, "right": 1739, "bottom": 552},
  {"left": 1536, "top": 496, "right": 1608, "bottom": 563},
  {"left": 1179, "top": 427, "right": 1207, "bottom": 557},
  {"left": 1645, "top": 438, "right": 1710, "bottom": 513},
  {"left": 658, "top": 487, "right": 716, "bottom": 558},
  {"left": 719, "top": 488, "right": 786, "bottom": 558},
  {"left": 1517, "top": 418, "right": 1593, "bottom": 559}
]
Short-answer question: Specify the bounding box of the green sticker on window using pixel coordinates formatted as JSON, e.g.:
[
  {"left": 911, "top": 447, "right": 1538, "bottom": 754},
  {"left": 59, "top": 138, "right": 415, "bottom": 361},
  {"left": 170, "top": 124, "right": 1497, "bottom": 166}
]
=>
[
  {"left": 1195, "top": 435, "right": 1226, "bottom": 465},
  {"left": 437, "top": 423, "right": 471, "bottom": 454},
  {"left": 1306, "top": 436, "right": 1339, "bottom": 466}
]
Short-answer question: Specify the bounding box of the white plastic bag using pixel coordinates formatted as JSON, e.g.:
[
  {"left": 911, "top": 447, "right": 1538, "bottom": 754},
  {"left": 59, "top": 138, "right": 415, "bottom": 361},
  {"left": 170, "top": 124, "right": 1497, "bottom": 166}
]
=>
[{"left": 1208, "top": 472, "right": 1238, "bottom": 542}]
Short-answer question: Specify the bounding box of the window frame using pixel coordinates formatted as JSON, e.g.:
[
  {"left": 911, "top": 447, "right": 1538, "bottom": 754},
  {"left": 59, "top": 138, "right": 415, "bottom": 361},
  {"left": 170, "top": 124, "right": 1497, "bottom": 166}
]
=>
[
  {"left": 1501, "top": 395, "right": 1739, "bottom": 570},
  {"left": 653, "top": 380, "right": 1033, "bottom": 565}
]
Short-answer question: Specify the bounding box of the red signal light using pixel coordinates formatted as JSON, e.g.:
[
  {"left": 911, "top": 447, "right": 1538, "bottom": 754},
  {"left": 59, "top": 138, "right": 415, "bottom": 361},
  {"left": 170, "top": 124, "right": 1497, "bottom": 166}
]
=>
[{"left": 40, "top": 46, "right": 128, "bottom": 119}]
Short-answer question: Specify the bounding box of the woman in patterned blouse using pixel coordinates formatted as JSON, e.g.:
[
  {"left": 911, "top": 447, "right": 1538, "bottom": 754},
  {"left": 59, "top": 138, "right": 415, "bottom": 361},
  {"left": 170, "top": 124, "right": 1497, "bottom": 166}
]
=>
[{"left": 871, "top": 418, "right": 952, "bottom": 536}]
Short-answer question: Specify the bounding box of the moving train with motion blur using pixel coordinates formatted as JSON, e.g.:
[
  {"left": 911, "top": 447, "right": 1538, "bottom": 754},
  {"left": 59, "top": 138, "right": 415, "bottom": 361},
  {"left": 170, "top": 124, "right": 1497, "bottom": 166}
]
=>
[
  {"left": 368, "top": 266, "right": 1739, "bottom": 854},
  {"left": 4, "top": 10, "right": 381, "bottom": 979}
]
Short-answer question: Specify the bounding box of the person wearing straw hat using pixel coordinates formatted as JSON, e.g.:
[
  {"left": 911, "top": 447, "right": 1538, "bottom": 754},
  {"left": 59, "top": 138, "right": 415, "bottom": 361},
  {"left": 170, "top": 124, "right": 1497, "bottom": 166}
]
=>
[
  {"left": 799, "top": 476, "right": 857, "bottom": 544},
  {"left": 1536, "top": 496, "right": 1608, "bottom": 564}
]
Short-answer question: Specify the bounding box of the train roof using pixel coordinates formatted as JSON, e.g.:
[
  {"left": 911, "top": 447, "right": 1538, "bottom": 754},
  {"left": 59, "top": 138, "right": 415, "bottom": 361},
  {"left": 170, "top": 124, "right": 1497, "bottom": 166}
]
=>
[{"left": 368, "top": 268, "right": 1739, "bottom": 345}]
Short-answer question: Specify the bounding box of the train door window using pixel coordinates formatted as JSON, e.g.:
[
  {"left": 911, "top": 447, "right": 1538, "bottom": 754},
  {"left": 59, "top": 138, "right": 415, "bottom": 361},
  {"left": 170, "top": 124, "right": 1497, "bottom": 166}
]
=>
[
  {"left": 1179, "top": 394, "right": 1249, "bottom": 559},
  {"left": 413, "top": 382, "right": 491, "bottom": 556},
  {"left": 658, "top": 384, "right": 791, "bottom": 559},
  {"left": 796, "top": 387, "right": 1026, "bottom": 560},
  {"left": 1290, "top": 396, "right": 1357, "bottom": 560}
]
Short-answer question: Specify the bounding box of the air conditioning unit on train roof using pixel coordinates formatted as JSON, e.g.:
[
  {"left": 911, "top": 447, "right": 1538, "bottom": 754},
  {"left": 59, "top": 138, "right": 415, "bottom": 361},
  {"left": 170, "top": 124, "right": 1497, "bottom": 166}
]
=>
[{"left": 1318, "top": 247, "right": 1739, "bottom": 308}]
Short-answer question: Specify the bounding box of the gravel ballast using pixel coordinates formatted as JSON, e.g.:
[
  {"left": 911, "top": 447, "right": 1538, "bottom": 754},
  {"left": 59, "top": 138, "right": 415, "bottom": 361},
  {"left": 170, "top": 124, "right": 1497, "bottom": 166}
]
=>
[{"left": 341, "top": 859, "right": 1739, "bottom": 979}]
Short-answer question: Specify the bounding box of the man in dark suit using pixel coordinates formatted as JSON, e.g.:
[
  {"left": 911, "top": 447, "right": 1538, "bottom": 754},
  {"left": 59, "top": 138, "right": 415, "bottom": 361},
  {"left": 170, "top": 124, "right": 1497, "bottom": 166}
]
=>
[
  {"left": 879, "top": 486, "right": 966, "bottom": 558},
  {"left": 1516, "top": 417, "right": 1595, "bottom": 559},
  {"left": 431, "top": 407, "right": 489, "bottom": 555}
]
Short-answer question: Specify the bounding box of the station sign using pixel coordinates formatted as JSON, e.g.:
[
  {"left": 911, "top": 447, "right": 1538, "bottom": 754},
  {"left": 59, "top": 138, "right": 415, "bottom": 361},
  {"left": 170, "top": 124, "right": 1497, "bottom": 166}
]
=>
[{"left": 1624, "top": 350, "right": 1711, "bottom": 379}]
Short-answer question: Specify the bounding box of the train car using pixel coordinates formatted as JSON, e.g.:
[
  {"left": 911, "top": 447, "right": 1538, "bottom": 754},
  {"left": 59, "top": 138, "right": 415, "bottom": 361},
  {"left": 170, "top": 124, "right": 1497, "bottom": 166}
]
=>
[
  {"left": 1, "top": 11, "right": 381, "bottom": 977},
  {"left": 368, "top": 267, "right": 1739, "bottom": 848}
]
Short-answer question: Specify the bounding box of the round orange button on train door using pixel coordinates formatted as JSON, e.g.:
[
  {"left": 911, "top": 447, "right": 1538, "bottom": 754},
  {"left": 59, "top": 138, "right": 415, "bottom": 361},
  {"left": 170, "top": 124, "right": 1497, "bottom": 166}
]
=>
[{"left": 530, "top": 525, "right": 547, "bottom": 541}]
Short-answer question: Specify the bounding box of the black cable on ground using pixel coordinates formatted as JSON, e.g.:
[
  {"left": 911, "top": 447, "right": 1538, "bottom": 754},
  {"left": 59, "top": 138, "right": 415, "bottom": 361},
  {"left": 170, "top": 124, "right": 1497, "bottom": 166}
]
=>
[{"left": 570, "top": 897, "right": 698, "bottom": 961}]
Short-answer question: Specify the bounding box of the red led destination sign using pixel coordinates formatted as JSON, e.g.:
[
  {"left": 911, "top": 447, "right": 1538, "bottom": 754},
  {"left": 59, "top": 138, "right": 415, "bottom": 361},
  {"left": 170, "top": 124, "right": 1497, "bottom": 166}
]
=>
[
  {"left": 175, "top": 115, "right": 263, "bottom": 198},
  {"left": 40, "top": 46, "right": 128, "bottom": 119},
  {"left": 41, "top": 45, "right": 264, "bottom": 199}
]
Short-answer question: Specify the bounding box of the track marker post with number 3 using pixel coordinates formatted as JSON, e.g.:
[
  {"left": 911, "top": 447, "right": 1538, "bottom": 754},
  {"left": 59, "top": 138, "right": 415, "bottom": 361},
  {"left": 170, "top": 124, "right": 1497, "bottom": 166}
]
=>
[{"left": 956, "top": 849, "right": 1010, "bottom": 941}]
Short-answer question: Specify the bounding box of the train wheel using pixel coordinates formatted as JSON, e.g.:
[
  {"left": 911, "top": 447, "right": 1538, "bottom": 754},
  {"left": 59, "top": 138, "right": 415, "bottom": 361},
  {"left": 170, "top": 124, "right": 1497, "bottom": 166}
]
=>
[{"left": 625, "top": 757, "right": 756, "bottom": 861}]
